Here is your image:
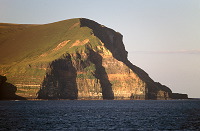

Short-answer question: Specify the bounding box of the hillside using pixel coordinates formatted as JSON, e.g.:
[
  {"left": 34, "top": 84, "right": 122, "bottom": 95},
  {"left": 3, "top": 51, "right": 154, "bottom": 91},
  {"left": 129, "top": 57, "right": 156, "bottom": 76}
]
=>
[{"left": 0, "top": 18, "right": 187, "bottom": 100}]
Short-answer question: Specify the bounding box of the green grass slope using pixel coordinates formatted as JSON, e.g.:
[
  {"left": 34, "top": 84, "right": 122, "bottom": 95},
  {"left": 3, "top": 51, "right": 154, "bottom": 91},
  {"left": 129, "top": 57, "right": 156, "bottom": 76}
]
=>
[{"left": 0, "top": 18, "right": 97, "bottom": 65}]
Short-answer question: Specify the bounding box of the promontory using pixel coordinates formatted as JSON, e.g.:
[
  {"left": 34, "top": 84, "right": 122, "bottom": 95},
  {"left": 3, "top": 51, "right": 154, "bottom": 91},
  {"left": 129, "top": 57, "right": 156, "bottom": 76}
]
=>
[{"left": 0, "top": 18, "right": 188, "bottom": 100}]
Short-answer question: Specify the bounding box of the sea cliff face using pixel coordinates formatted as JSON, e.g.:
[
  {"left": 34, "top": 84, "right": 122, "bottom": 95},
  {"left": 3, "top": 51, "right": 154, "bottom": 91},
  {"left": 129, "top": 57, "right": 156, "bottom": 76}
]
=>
[
  {"left": 0, "top": 75, "right": 26, "bottom": 100},
  {"left": 0, "top": 18, "right": 182, "bottom": 100}
]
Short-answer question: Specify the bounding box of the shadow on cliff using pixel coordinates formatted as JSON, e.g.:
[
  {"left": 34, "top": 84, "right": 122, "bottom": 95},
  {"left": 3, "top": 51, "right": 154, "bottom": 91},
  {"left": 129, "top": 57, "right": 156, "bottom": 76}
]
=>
[
  {"left": 0, "top": 75, "right": 26, "bottom": 100},
  {"left": 88, "top": 49, "right": 114, "bottom": 100},
  {"left": 37, "top": 54, "right": 78, "bottom": 100},
  {"left": 80, "top": 18, "right": 128, "bottom": 63}
]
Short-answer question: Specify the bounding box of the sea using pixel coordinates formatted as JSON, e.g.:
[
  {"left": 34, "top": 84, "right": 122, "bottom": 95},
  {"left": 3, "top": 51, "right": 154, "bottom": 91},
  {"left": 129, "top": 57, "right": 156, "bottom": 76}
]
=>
[{"left": 0, "top": 100, "right": 200, "bottom": 131}]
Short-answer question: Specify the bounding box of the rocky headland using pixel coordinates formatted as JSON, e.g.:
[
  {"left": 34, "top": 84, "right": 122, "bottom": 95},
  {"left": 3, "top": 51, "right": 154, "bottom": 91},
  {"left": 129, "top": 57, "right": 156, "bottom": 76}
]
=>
[{"left": 0, "top": 18, "right": 188, "bottom": 100}]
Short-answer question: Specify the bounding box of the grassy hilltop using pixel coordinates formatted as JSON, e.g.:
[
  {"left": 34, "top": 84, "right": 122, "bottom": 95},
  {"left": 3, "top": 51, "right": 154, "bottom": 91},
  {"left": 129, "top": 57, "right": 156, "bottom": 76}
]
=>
[{"left": 0, "top": 18, "right": 94, "bottom": 64}]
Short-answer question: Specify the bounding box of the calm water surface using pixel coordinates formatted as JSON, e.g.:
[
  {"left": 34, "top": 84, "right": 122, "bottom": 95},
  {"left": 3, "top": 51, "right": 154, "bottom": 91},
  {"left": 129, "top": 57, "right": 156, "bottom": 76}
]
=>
[{"left": 0, "top": 100, "right": 200, "bottom": 130}]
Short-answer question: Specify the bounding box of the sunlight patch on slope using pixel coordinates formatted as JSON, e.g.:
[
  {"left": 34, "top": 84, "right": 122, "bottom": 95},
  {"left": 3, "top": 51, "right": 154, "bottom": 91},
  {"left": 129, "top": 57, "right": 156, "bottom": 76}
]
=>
[
  {"left": 40, "top": 40, "right": 71, "bottom": 57},
  {"left": 70, "top": 39, "right": 90, "bottom": 48}
]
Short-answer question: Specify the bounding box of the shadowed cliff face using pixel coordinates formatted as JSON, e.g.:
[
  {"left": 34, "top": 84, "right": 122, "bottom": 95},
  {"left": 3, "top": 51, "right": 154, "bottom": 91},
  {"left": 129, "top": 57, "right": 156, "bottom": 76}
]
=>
[
  {"left": 88, "top": 49, "right": 114, "bottom": 100},
  {"left": 37, "top": 50, "right": 114, "bottom": 100},
  {"left": 37, "top": 54, "right": 78, "bottom": 99},
  {"left": 80, "top": 18, "right": 127, "bottom": 62},
  {"left": 0, "top": 75, "right": 26, "bottom": 100}
]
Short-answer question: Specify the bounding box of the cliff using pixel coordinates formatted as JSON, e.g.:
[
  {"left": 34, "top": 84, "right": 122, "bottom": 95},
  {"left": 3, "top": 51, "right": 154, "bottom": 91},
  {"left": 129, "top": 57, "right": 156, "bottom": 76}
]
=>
[
  {"left": 0, "top": 18, "right": 185, "bottom": 100},
  {"left": 0, "top": 75, "right": 26, "bottom": 100}
]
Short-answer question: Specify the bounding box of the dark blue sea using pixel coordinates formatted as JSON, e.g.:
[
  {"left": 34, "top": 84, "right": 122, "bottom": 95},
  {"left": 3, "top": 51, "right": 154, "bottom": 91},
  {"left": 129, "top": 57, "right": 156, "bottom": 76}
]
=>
[{"left": 0, "top": 100, "right": 200, "bottom": 131}]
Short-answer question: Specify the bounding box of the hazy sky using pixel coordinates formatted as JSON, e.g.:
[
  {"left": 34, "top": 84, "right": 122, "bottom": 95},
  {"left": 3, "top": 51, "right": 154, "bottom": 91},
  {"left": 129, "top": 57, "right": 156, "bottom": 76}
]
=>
[{"left": 0, "top": 0, "right": 200, "bottom": 98}]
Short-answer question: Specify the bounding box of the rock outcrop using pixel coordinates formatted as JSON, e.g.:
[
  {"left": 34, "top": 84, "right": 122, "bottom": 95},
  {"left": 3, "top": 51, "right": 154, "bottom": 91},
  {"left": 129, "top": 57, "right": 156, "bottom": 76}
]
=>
[
  {"left": 0, "top": 18, "right": 187, "bottom": 100},
  {"left": 172, "top": 93, "right": 188, "bottom": 99},
  {"left": 0, "top": 75, "right": 26, "bottom": 100}
]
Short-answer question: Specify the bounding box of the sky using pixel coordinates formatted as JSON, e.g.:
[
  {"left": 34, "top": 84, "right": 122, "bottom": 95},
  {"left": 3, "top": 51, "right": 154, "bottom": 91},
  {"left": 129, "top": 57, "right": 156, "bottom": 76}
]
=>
[{"left": 0, "top": 0, "right": 200, "bottom": 98}]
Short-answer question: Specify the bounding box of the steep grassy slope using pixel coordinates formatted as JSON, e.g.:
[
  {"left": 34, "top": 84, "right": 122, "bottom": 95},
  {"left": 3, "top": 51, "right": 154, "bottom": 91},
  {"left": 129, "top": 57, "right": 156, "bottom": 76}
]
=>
[
  {"left": 0, "top": 18, "right": 175, "bottom": 99},
  {"left": 0, "top": 19, "right": 80, "bottom": 64}
]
